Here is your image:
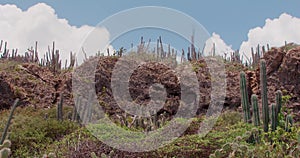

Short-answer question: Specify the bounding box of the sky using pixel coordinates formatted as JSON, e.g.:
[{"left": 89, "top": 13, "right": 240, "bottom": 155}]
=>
[{"left": 0, "top": 0, "right": 300, "bottom": 63}]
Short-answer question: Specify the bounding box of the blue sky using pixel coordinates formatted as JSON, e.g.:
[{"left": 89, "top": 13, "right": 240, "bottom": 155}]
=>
[
  {"left": 0, "top": 0, "right": 300, "bottom": 63},
  {"left": 1, "top": 0, "right": 300, "bottom": 49}
]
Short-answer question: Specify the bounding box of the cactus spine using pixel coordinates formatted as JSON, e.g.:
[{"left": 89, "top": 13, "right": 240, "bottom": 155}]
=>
[
  {"left": 240, "top": 71, "right": 250, "bottom": 123},
  {"left": 251, "top": 94, "right": 260, "bottom": 126},
  {"left": 260, "top": 60, "right": 269, "bottom": 132},
  {"left": 0, "top": 99, "right": 19, "bottom": 145},
  {"left": 271, "top": 104, "right": 277, "bottom": 131}
]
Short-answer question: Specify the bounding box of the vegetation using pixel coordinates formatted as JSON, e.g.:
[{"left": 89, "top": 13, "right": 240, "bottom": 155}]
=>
[{"left": 0, "top": 39, "right": 298, "bottom": 157}]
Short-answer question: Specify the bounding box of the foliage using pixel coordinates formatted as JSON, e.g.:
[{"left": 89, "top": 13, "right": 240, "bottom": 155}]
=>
[{"left": 0, "top": 106, "right": 79, "bottom": 157}]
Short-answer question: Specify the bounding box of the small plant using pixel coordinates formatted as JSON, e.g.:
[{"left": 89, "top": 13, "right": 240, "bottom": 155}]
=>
[{"left": 0, "top": 140, "right": 11, "bottom": 158}]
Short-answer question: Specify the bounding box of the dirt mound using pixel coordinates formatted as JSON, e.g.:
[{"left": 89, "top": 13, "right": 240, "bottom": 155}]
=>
[
  {"left": 0, "top": 60, "right": 72, "bottom": 109},
  {"left": 0, "top": 44, "right": 299, "bottom": 121},
  {"left": 90, "top": 57, "right": 242, "bottom": 117},
  {"left": 0, "top": 75, "right": 16, "bottom": 109}
]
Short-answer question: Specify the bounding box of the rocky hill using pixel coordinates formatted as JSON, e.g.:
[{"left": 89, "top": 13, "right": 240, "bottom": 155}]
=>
[{"left": 0, "top": 44, "right": 299, "bottom": 121}]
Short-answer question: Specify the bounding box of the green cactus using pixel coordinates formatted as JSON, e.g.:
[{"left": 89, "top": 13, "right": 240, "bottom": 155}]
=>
[
  {"left": 57, "top": 93, "right": 63, "bottom": 121},
  {"left": 275, "top": 90, "right": 282, "bottom": 113},
  {"left": 251, "top": 94, "right": 260, "bottom": 126},
  {"left": 0, "top": 99, "right": 19, "bottom": 145},
  {"left": 260, "top": 59, "right": 269, "bottom": 132},
  {"left": 72, "top": 105, "right": 77, "bottom": 122},
  {"left": 285, "top": 115, "right": 293, "bottom": 132},
  {"left": 271, "top": 104, "right": 277, "bottom": 131},
  {"left": 240, "top": 71, "right": 251, "bottom": 123},
  {"left": 275, "top": 90, "right": 282, "bottom": 126}
]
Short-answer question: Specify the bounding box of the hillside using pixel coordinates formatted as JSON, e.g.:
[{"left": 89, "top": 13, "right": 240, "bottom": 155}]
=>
[{"left": 0, "top": 44, "right": 299, "bottom": 157}]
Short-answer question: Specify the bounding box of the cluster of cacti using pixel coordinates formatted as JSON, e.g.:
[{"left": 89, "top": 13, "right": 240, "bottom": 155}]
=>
[
  {"left": 251, "top": 44, "right": 270, "bottom": 69},
  {"left": 115, "top": 111, "right": 168, "bottom": 132},
  {"left": 0, "top": 140, "right": 11, "bottom": 158},
  {"left": 239, "top": 59, "right": 293, "bottom": 133},
  {"left": 72, "top": 92, "right": 105, "bottom": 125},
  {"left": 0, "top": 40, "right": 76, "bottom": 73}
]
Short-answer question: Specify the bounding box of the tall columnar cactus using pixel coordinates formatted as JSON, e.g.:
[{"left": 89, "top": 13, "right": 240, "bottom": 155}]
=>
[
  {"left": 72, "top": 105, "right": 77, "bottom": 122},
  {"left": 0, "top": 99, "right": 19, "bottom": 145},
  {"left": 251, "top": 94, "right": 260, "bottom": 126},
  {"left": 275, "top": 90, "right": 282, "bottom": 118},
  {"left": 285, "top": 115, "right": 293, "bottom": 132},
  {"left": 271, "top": 104, "right": 277, "bottom": 131},
  {"left": 275, "top": 90, "right": 282, "bottom": 128},
  {"left": 57, "top": 93, "right": 63, "bottom": 121},
  {"left": 240, "top": 71, "right": 250, "bottom": 123},
  {"left": 260, "top": 59, "right": 269, "bottom": 132}
]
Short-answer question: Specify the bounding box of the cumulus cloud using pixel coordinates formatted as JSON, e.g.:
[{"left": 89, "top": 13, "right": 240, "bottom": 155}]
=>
[
  {"left": 204, "top": 32, "right": 234, "bottom": 56},
  {"left": 240, "top": 13, "right": 300, "bottom": 59},
  {"left": 0, "top": 3, "right": 113, "bottom": 65}
]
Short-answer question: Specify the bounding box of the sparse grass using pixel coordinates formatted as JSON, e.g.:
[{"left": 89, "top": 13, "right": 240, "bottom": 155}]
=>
[{"left": 1, "top": 105, "right": 298, "bottom": 157}]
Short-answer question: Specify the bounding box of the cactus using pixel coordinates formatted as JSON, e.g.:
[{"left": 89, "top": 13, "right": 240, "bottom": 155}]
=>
[
  {"left": 260, "top": 59, "right": 269, "bottom": 132},
  {"left": 251, "top": 94, "right": 260, "bottom": 126},
  {"left": 72, "top": 105, "right": 77, "bottom": 122},
  {"left": 271, "top": 104, "right": 277, "bottom": 131},
  {"left": 275, "top": 90, "right": 282, "bottom": 126},
  {"left": 0, "top": 99, "right": 19, "bottom": 145},
  {"left": 57, "top": 93, "right": 63, "bottom": 121},
  {"left": 240, "top": 71, "right": 251, "bottom": 123},
  {"left": 285, "top": 115, "right": 293, "bottom": 132}
]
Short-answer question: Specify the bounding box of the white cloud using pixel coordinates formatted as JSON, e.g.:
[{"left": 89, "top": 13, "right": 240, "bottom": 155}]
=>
[
  {"left": 0, "top": 3, "right": 113, "bottom": 65},
  {"left": 204, "top": 32, "right": 234, "bottom": 56},
  {"left": 240, "top": 13, "right": 300, "bottom": 59}
]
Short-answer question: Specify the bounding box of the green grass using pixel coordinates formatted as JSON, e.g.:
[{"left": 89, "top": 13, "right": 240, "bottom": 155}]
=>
[
  {"left": 0, "top": 106, "right": 79, "bottom": 157},
  {"left": 0, "top": 107, "right": 299, "bottom": 157}
]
